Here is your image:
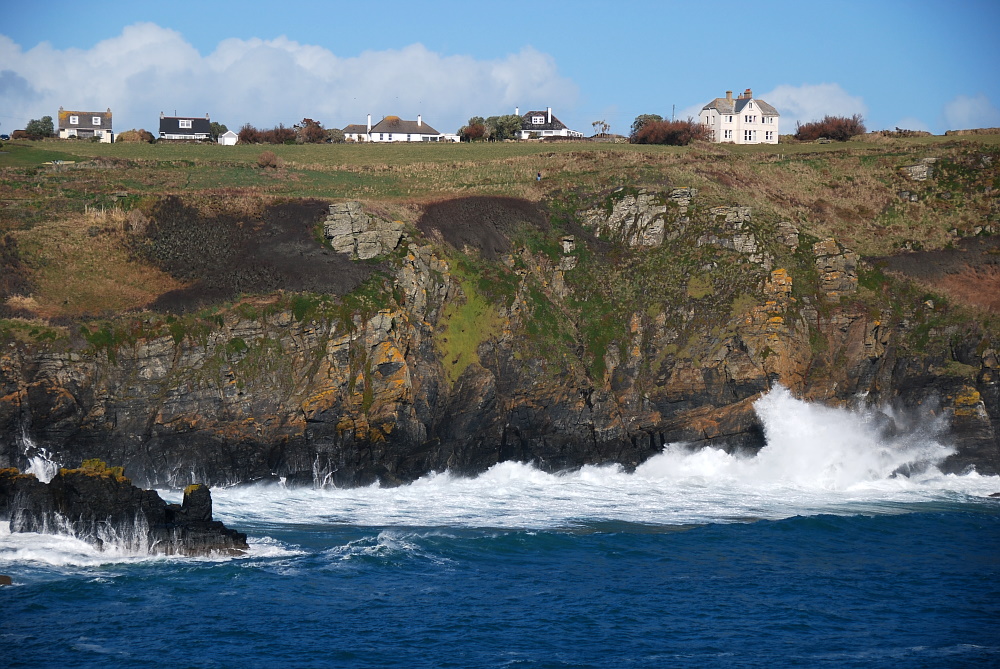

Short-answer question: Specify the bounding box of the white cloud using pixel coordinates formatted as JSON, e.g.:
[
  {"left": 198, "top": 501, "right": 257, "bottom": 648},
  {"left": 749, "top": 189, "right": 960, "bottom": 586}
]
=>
[
  {"left": 942, "top": 94, "right": 1000, "bottom": 131},
  {"left": 758, "top": 83, "right": 868, "bottom": 132},
  {"left": 0, "top": 23, "right": 578, "bottom": 134}
]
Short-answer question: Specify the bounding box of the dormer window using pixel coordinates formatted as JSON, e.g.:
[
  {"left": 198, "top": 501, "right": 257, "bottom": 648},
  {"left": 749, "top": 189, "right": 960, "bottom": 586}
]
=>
[
  {"left": 179, "top": 119, "right": 192, "bottom": 129},
  {"left": 92, "top": 117, "right": 101, "bottom": 126},
  {"left": 69, "top": 115, "right": 79, "bottom": 125},
  {"left": 532, "top": 115, "right": 545, "bottom": 125}
]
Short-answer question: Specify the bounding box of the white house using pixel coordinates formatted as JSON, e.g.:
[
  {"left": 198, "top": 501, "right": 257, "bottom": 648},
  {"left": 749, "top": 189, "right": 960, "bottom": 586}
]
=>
[
  {"left": 699, "top": 89, "right": 779, "bottom": 144},
  {"left": 518, "top": 107, "right": 584, "bottom": 139},
  {"left": 58, "top": 107, "right": 113, "bottom": 142},
  {"left": 344, "top": 114, "right": 457, "bottom": 142},
  {"left": 218, "top": 130, "right": 238, "bottom": 146}
]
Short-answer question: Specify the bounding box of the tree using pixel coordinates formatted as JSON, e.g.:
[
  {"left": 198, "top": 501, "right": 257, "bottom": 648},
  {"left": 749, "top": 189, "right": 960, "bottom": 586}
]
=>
[
  {"left": 630, "top": 114, "right": 663, "bottom": 139},
  {"left": 295, "top": 118, "right": 326, "bottom": 144},
  {"left": 209, "top": 122, "right": 228, "bottom": 141},
  {"left": 592, "top": 120, "right": 610, "bottom": 137},
  {"left": 326, "top": 128, "right": 346, "bottom": 144},
  {"left": 238, "top": 123, "right": 261, "bottom": 144},
  {"left": 487, "top": 114, "right": 523, "bottom": 141},
  {"left": 25, "top": 116, "right": 54, "bottom": 139}
]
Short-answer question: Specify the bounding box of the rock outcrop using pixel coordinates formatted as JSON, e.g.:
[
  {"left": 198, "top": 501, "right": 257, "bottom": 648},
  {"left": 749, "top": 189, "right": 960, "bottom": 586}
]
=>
[
  {"left": 1, "top": 193, "right": 998, "bottom": 488},
  {"left": 324, "top": 201, "right": 405, "bottom": 260},
  {"left": 0, "top": 461, "right": 247, "bottom": 555}
]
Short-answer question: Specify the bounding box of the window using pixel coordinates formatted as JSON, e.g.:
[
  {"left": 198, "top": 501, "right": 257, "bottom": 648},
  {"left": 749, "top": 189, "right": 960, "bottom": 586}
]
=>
[
  {"left": 744, "top": 115, "right": 757, "bottom": 124},
  {"left": 724, "top": 129, "right": 733, "bottom": 140},
  {"left": 379, "top": 133, "right": 384, "bottom": 141},
  {"left": 745, "top": 130, "right": 756, "bottom": 142},
  {"left": 765, "top": 131, "right": 774, "bottom": 141},
  {"left": 179, "top": 119, "right": 192, "bottom": 129},
  {"left": 92, "top": 116, "right": 102, "bottom": 126},
  {"left": 69, "top": 115, "right": 79, "bottom": 125},
  {"left": 726, "top": 115, "right": 733, "bottom": 123},
  {"left": 532, "top": 115, "right": 545, "bottom": 125},
  {"left": 748, "top": 102, "right": 753, "bottom": 109}
]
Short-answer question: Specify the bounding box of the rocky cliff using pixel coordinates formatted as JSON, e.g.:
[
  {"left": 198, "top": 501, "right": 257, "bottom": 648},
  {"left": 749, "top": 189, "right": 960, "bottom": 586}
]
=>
[{"left": 2, "top": 185, "right": 998, "bottom": 487}]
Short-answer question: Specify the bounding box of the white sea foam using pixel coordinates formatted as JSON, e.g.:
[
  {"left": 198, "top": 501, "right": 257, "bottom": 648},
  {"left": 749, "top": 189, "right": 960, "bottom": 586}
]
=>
[{"left": 206, "top": 386, "right": 999, "bottom": 530}]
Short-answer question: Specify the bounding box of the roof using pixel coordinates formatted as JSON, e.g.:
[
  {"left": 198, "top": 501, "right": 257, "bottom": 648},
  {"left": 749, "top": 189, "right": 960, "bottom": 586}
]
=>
[
  {"left": 702, "top": 95, "right": 778, "bottom": 116},
  {"left": 159, "top": 114, "right": 212, "bottom": 136},
  {"left": 520, "top": 110, "right": 568, "bottom": 132},
  {"left": 58, "top": 108, "right": 112, "bottom": 130},
  {"left": 368, "top": 116, "right": 441, "bottom": 135},
  {"left": 342, "top": 124, "right": 369, "bottom": 134}
]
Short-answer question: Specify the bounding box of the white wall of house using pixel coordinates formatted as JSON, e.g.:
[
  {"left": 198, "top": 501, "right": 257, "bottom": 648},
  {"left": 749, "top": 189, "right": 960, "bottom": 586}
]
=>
[
  {"left": 218, "top": 131, "right": 238, "bottom": 146},
  {"left": 700, "top": 100, "right": 779, "bottom": 144}
]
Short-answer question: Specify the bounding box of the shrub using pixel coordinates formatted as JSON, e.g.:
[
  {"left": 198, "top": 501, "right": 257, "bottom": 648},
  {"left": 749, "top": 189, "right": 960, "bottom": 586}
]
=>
[
  {"left": 295, "top": 118, "right": 327, "bottom": 144},
  {"left": 116, "top": 128, "right": 155, "bottom": 143},
  {"left": 631, "top": 119, "right": 709, "bottom": 145},
  {"left": 261, "top": 124, "right": 295, "bottom": 144},
  {"left": 238, "top": 123, "right": 261, "bottom": 144},
  {"left": 795, "top": 114, "right": 866, "bottom": 142},
  {"left": 258, "top": 151, "right": 283, "bottom": 168}
]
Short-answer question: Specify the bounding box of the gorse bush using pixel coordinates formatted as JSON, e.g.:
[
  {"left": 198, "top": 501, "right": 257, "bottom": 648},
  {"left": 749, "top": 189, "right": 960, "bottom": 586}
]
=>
[
  {"left": 795, "top": 114, "right": 867, "bottom": 142},
  {"left": 257, "top": 151, "right": 283, "bottom": 168},
  {"left": 631, "top": 119, "right": 709, "bottom": 146}
]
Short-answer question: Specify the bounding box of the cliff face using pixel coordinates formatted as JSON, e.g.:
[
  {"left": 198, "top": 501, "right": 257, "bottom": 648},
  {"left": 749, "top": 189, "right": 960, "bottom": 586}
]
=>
[{"left": 2, "top": 191, "right": 998, "bottom": 487}]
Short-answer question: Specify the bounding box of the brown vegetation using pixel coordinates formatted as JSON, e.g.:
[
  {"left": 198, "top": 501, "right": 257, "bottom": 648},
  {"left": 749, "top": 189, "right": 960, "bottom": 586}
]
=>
[
  {"left": 116, "top": 129, "right": 156, "bottom": 143},
  {"left": 631, "top": 119, "right": 709, "bottom": 146},
  {"left": 795, "top": 114, "right": 866, "bottom": 142}
]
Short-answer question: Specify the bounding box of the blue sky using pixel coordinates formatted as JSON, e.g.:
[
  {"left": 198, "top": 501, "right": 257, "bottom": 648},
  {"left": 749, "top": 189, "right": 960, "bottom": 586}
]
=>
[{"left": 1, "top": 0, "right": 998, "bottom": 137}]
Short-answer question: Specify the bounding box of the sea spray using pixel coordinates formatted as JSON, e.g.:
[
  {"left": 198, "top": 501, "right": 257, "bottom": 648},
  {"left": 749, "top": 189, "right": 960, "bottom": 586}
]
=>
[{"left": 205, "top": 387, "right": 995, "bottom": 530}]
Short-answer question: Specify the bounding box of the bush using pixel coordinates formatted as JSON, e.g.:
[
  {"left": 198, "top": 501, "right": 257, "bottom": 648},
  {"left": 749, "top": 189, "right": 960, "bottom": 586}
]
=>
[
  {"left": 238, "top": 123, "right": 261, "bottom": 144},
  {"left": 795, "top": 114, "right": 866, "bottom": 142},
  {"left": 258, "top": 151, "right": 283, "bottom": 168},
  {"left": 116, "top": 129, "right": 155, "bottom": 143},
  {"left": 631, "top": 119, "right": 709, "bottom": 146}
]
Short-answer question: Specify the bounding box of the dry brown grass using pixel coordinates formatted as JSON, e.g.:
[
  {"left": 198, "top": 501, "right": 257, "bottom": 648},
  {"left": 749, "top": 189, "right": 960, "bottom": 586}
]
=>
[
  {"left": 935, "top": 265, "right": 1000, "bottom": 313},
  {"left": 13, "top": 209, "right": 187, "bottom": 318}
]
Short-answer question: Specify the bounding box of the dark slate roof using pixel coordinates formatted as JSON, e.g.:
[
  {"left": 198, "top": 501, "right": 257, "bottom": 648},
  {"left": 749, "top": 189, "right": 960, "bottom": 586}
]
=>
[
  {"left": 520, "top": 110, "right": 567, "bottom": 132},
  {"left": 159, "top": 115, "right": 212, "bottom": 136},
  {"left": 342, "top": 124, "right": 369, "bottom": 134},
  {"left": 368, "top": 117, "right": 441, "bottom": 135},
  {"left": 59, "top": 108, "right": 112, "bottom": 131},
  {"left": 703, "top": 96, "right": 778, "bottom": 116}
]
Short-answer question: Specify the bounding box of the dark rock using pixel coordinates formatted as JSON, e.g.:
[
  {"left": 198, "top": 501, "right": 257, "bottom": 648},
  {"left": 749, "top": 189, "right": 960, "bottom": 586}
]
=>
[
  {"left": 0, "top": 574, "right": 12, "bottom": 586},
  {"left": 0, "top": 463, "right": 246, "bottom": 556}
]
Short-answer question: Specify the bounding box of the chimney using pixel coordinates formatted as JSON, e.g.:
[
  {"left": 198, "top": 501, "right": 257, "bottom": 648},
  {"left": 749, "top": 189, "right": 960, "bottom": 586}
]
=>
[
  {"left": 547, "top": 107, "right": 552, "bottom": 123},
  {"left": 205, "top": 113, "right": 209, "bottom": 119},
  {"left": 160, "top": 111, "right": 164, "bottom": 119},
  {"left": 515, "top": 106, "right": 519, "bottom": 116},
  {"left": 744, "top": 88, "right": 752, "bottom": 99},
  {"left": 726, "top": 90, "right": 732, "bottom": 102},
  {"left": 418, "top": 114, "right": 422, "bottom": 127},
  {"left": 367, "top": 114, "right": 371, "bottom": 132}
]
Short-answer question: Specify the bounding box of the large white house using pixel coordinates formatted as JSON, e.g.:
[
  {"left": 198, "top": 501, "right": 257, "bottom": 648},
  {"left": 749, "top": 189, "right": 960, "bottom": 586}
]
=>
[
  {"left": 343, "top": 115, "right": 458, "bottom": 142},
  {"left": 699, "top": 89, "right": 779, "bottom": 144}
]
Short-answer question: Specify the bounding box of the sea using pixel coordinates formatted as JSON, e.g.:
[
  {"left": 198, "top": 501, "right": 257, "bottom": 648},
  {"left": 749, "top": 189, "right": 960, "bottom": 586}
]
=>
[{"left": 2, "top": 386, "right": 999, "bottom": 668}]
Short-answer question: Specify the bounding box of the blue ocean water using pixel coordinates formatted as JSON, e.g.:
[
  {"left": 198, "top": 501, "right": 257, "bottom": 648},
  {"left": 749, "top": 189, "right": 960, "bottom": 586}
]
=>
[{"left": 3, "top": 388, "right": 1000, "bottom": 668}]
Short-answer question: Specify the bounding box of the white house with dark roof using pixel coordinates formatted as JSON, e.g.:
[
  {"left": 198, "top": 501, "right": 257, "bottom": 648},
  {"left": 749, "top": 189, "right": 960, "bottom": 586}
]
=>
[
  {"left": 345, "top": 114, "right": 457, "bottom": 142},
  {"left": 699, "top": 89, "right": 779, "bottom": 144},
  {"left": 159, "top": 112, "right": 212, "bottom": 141},
  {"left": 58, "top": 107, "right": 113, "bottom": 142},
  {"left": 518, "top": 107, "right": 583, "bottom": 139}
]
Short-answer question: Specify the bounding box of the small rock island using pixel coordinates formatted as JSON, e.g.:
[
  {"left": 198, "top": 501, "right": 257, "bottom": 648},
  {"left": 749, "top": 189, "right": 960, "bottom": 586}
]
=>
[{"left": 0, "top": 460, "right": 247, "bottom": 556}]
